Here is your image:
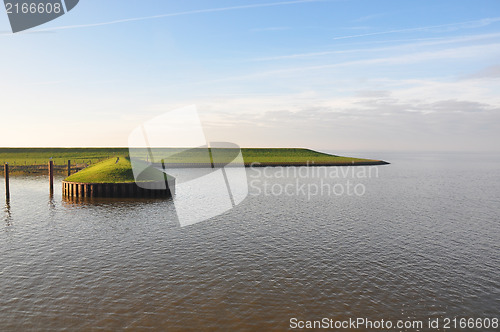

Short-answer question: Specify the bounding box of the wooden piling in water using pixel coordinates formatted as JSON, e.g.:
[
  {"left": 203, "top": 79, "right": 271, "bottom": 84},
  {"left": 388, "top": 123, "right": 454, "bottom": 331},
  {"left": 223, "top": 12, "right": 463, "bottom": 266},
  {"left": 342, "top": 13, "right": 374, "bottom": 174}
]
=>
[
  {"left": 49, "top": 160, "right": 54, "bottom": 193},
  {"left": 4, "top": 163, "right": 9, "bottom": 200}
]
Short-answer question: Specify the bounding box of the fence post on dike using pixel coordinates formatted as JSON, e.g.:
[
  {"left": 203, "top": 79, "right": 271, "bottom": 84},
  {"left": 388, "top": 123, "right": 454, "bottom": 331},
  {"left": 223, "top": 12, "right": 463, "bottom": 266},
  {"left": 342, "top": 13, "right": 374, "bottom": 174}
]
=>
[
  {"left": 67, "top": 160, "right": 71, "bottom": 177},
  {"left": 49, "top": 160, "right": 54, "bottom": 194},
  {"left": 4, "top": 163, "right": 9, "bottom": 200}
]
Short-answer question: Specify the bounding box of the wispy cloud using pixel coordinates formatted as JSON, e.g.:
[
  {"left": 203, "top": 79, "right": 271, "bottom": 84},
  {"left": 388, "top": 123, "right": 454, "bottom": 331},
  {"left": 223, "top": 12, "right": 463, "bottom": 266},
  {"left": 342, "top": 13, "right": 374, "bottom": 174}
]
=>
[
  {"left": 79, "top": 38, "right": 492, "bottom": 96},
  {"left": 332, "top": 17, "right": 500, "bottom": 40},
  {"left": 250, "top": 32, "right": 500, "bottom": 61},
  {"left": 197, "top": 42, "right": 500, "bottom": 87},
  {"left": 30, "top": 0, "right": 328, "bottom": 32},
  {"left": 352, "top": 13, "right": 386, "bottom": 23},
  {"left": 341, "top": 26, "right": 371, "bottom": 31},
  {"left": 251, "top": 27, "right": 291, "bottom": 32}
]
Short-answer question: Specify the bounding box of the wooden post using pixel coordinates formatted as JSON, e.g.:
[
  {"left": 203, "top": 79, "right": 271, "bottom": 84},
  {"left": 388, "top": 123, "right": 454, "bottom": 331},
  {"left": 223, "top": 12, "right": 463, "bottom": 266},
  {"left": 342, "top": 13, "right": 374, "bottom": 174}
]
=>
[
  {"left": 67, "top": 160, "right": 71, "bottom": 177},
  {"left": 49, "top": 160, "right": 54, "bottom": 193},
  {"left": 4, "top": 163, "right": 9, "bottom": 200}
]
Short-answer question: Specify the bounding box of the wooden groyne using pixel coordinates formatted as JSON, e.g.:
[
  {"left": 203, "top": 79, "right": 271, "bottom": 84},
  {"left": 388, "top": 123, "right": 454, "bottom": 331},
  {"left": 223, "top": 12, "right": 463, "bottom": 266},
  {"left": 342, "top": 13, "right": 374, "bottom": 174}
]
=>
[{"left": 62, "top": 181, "right": 173, "bottom": 198}]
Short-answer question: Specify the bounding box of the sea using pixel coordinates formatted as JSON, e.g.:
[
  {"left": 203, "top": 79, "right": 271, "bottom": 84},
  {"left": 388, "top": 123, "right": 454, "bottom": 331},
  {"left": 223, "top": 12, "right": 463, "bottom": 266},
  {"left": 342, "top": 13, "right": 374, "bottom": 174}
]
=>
[{"left": 1, "top": 152, "right": 499, "bottom": 331}]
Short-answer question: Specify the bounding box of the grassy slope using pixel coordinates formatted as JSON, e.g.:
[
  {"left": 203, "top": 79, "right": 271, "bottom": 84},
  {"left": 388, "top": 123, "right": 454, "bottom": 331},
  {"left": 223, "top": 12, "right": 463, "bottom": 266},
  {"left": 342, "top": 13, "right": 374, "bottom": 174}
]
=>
[
  {"left": 0, "top": 148, "right": 386, "bottom": 166},
  {"left": 129, "top": 148, "right": 376, "bottom": 164},
  {"left": 65, "top": 157, "right": 171, "bottom": 183},
  {"left": 0, "top": 148, "right": 126, "bottom": 166},
  {"left": 243, "top": 148, "right": 377, "bottom": 164}
]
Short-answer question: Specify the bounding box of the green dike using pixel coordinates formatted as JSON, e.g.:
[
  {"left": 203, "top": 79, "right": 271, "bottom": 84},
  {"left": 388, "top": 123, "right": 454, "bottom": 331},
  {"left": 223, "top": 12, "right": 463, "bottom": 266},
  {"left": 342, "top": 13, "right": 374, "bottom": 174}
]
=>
[
  {"left": 65, "top": 157, "right": 171, "bottom": 184},
  {"left": 0, "top": 148, "right": 126, "bottom": 166},
  {"left": 129, "top": 148, "right": 388, "bottom": 165},
  {"left": 243, "top": 148, "right": 383, "bottom": 164},
  {"left": 1, "top": 148, "right": 389, "bottom": 170}
]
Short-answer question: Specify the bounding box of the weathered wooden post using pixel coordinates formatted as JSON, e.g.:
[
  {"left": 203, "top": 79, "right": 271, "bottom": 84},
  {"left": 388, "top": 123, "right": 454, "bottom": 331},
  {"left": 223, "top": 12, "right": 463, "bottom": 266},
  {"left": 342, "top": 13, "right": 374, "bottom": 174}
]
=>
[
  {"left": 49, "top": 160, "right": 54, "bottom": 193},
  {"left": 4, "top": 163, "right": 9, "bottom": 200},
  {"left": 67, "top": 160, "right": 71, "bottom": 177}
]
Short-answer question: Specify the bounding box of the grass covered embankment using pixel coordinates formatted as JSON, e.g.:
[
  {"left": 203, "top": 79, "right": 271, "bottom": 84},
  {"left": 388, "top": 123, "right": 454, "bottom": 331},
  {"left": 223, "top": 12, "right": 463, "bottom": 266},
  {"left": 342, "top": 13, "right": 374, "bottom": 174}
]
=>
[
  {"left": 239, "top": 148, "right": 385, "bottom": 165},
  {"left": 65, "top": 157, "right": 171, "bottom": 184},
  {"left": 0, "top": 147, "right": 388, "bottom": 175},
  {"left": 130, "top": 148, "right": 388, "bottom": 166},
  {"left": 0, "top": 148, "right": 125, "bottom": 166}
]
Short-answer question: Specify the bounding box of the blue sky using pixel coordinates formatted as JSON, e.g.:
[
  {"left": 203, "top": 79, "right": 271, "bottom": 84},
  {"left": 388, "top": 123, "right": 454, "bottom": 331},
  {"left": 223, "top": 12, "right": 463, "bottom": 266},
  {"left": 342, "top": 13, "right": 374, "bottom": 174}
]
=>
[{"left": 1, "top": 0, "right": 500, "bottom": 151}]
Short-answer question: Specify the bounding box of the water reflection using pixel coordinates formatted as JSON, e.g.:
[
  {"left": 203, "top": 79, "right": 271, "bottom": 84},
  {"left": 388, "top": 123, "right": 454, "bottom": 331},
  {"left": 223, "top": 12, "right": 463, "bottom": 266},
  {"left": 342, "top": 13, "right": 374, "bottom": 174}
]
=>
[
  {"left": 48, "top": 192, "right": 55, "bottom": 210},
  {"left": 0, "top": 155, "right": 499, "bottom": 331},
  {"left": 62, "top": 195, "right": 174, "bottom": 206},
  {"left": 4, "top": 199, "right": 11, "bottom": 226}
]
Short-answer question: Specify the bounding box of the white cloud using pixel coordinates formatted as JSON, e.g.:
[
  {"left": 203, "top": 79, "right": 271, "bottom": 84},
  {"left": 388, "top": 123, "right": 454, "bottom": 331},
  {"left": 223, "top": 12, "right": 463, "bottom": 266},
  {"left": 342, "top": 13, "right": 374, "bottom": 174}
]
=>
[{"left": 156, "top": 75, "right": 500, "bottom": 152}]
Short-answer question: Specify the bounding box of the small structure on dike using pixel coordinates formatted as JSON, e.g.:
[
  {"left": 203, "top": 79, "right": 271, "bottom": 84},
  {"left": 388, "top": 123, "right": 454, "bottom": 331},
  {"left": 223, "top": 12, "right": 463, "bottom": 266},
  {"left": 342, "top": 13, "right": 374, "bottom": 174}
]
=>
[{"left": 62, "top": 157, "right": 174, "bottom": 198}]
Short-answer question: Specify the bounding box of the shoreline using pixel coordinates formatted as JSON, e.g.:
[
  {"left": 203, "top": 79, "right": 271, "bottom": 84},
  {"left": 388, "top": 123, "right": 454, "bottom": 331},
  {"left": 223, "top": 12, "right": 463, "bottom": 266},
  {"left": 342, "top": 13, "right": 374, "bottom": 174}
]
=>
[
  {"left": 1, "top": 148, "right": 390, "bottom": 175},
  {"left": 152, "top": 160, "right": 390, "bottom": 168},
  {"left": 1, "top": 160, "right": 390, "bottom": 175}
]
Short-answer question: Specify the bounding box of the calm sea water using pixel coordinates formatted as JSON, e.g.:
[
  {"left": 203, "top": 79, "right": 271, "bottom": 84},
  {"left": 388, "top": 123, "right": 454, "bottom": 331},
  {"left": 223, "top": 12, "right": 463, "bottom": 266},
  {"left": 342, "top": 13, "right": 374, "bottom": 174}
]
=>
[{"left": 1, "top": 152, "right": 499, "bottom": 331}]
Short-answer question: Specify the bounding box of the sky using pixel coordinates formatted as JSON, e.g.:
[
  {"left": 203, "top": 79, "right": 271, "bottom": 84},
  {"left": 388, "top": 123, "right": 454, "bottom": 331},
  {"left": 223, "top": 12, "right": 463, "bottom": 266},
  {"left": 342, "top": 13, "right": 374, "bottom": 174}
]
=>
[{"left": 1, "top": 0, "right": 500, "bottom": 152}]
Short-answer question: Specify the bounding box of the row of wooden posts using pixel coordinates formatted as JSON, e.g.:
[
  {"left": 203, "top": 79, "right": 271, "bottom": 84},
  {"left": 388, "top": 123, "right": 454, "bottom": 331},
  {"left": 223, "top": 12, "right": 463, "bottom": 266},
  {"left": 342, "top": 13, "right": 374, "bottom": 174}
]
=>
[{"left": 4, "top": 160, "right": 72, "bottom": 199}]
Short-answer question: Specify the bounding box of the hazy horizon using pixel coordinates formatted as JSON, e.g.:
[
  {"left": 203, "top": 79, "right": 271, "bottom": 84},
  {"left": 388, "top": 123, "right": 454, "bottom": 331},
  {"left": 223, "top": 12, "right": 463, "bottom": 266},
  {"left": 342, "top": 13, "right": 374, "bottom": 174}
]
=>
[{"left": 1, "top": 0, "right": 500, "bottom": 152}]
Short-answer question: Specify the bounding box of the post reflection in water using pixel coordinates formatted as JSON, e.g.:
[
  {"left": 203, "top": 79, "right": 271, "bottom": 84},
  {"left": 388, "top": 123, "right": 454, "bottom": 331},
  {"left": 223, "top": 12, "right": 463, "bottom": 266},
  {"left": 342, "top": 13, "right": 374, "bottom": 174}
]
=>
[
  {"left": 4, "top": 199, "right": 12, "bottom": 226},
  {"left": 48, "top": 192, "right": 55, "bottom": 210}
]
